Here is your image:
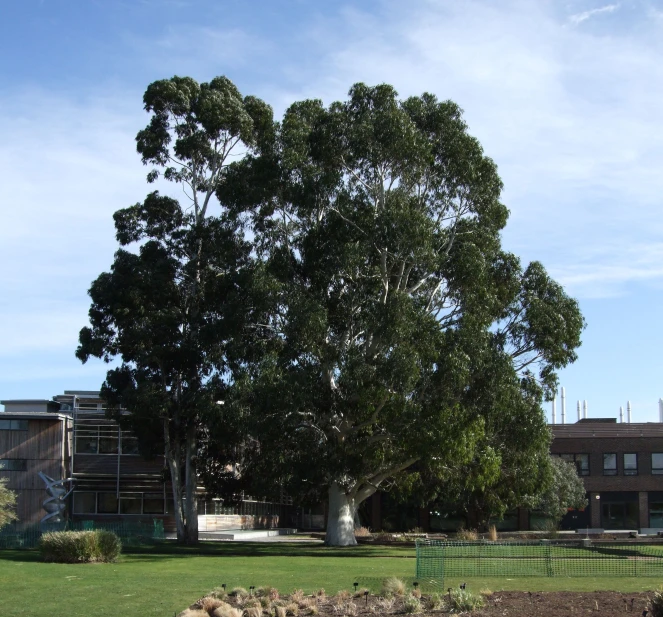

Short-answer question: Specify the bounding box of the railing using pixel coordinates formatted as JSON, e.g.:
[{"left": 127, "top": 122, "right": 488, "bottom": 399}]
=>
[
  {"left": 0, "top": 519, "right": 165, "bottom": 549},
  {"left": 415, "top": 539, "right": 663, "bottom": 583}
]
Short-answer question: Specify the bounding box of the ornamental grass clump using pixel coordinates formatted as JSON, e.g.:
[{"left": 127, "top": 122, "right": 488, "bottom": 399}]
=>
[
  {"left": 456, "top": 527, "right": 478, "bottom": 541},
  {"left": 402, "top": 594, "right": 422, "bottom": 614},
  {"left": 428, "top": 593, "right": 443, "bottom": 610},
  {"left": 449, "top": 588, "right": 484, "bottom": 612},
  {"left": 650, "top": 587, "right": 663, "bottom": 617},
  {"left": 381, "top": 577, "right": 406, "bottom": 597},
  {"left": 39, "top": 530, "right": 121, "bottom": 563}
]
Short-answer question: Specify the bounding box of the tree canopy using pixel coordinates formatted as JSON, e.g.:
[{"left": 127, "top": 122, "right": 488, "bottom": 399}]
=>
[
  {"left": 77, "top": 76, "right": 272, "bottom": 544},
  {"left": 78, "top": 77, "right": 584, "bottom": 546},
  {"left": 0, "top": 479, "right": 17, "bottom": 530},
  {"left": 217, "top": 83, "right": 584, "bottom": 545},
  {"left": 536, "top": 456, "right": 588, "bottom": 524}
]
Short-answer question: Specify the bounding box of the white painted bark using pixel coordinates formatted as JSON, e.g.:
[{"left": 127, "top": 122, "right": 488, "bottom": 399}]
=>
[{"left": 325, "top": 482, "right": 359, "bottom": 546}]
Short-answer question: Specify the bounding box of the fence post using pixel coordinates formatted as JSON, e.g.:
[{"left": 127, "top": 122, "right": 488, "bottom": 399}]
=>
[{"left": 544, "top": 540, "right": 553, "bottom": 577}]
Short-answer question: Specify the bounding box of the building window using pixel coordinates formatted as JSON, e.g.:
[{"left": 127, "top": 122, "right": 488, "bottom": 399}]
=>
[
  {"left": 0, "top": 459, "right": 27, "bottom": 471},
  {"left": 623, "top": 453, "right": 638, "bottom": 476},
  {"left": 0, "top": 420, "right": 28, "bottom": 431},
  {"left": 603, "top": 453, "right": 617, "bottom": 476},
  {"left": 97, "top": 493, "right": 119, "bottom": 514},
  {"left": 143, "top": 494, "right": 165, "bottom": 514},
  {"left": 73, "top": 492, "right": 96, "bottom": 514},
  {"left": 119, "top": 494, "right": 142, "bottom": 515},
  {"left": 121, "top": 435, "right": 140, "bottom": 455},
  {"left": 575, "top": 454, "right": 590, "bottom": 476},
  {"left": 652, "top": 453, "right": 663, "bottom": 475},
  {"left": 555, "top": 453, "right": 590, "bottom": 476},
  {"left": 75, "top": 426, "right": 121, "bottom": 455}
]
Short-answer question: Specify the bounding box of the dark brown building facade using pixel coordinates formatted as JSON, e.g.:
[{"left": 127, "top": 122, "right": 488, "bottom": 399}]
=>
[{"left": 551, "top": 419, "right": 663, "bottom": 531}]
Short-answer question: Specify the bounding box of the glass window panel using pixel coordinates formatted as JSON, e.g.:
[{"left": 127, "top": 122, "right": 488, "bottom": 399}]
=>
[
  {"left": 0, "top": 459, "right": 27, "bottom": 471},
  {"left": 143, "top": 494, "right": 165, "bottom": 514},
  {"left": 97, "top": 493, "right": 118, "bottom": 514},
  {"left": 0, "top": 420, "right": 28, "bottom": 431},
  {"left": 576, "top": 454, "right": 590, "bottom": 476},
  {"left": 98, "top": 437, "right": 118, "bottom": 454},
  {"left": 121, "top": 436, "right": 140, "bottom": 455},
  {"left": 73, "top": 492, "right": 96, "bottom": 514},
  {"left": 603, "top": 453, "right": 617, "bottom": 475},
  {"left": 119, "top": 494, "right": 142, "bottom": 515},
  {"left": 653, "top": 453, "right": 663, "bottom": 474},
  {"left": 560, "top": 454, "right": 574, "bottom": 462},
  {"left": 650, "top": 502, "right": 663, "bottom": 527},
  {"left": 75, "top": 436, "right": 98, "bottom": 454},
  {"left": 624, "top": 453, "right": 638, "bottom": 475}
]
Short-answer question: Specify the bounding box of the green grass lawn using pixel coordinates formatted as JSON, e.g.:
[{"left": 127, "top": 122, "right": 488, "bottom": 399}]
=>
[{"left": 0, "top": 541, "right": 660, "bottom": 617}]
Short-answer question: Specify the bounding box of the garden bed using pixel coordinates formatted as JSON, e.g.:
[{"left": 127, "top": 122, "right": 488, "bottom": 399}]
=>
[{"left": 178, "top": 587, "right": 656, "bottom": 617}]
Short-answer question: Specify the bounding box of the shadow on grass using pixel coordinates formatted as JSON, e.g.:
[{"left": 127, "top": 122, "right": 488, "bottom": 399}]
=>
[
  {"left": 0, "top": 541, "right": 414, "bottom": 563},
  {"left": 125, "top": 540, "right": 415, "bottom": 558}
]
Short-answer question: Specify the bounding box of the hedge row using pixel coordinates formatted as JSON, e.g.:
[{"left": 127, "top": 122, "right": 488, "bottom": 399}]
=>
[{"left": 39, "top": 530, "right": 121, "bottom": 563}]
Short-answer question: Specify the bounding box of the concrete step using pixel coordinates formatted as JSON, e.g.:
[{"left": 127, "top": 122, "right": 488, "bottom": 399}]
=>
[{"left": 200, "top": 528, "right": 298, "bottom": 540}]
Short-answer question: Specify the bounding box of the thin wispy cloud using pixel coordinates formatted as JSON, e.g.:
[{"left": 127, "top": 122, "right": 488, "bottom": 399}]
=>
[
  {"left": 569, "top": 3, "right": 620, "bottom": 25},
  {"left": 2, "top": 0, "right": 663, "bottom": 418}
]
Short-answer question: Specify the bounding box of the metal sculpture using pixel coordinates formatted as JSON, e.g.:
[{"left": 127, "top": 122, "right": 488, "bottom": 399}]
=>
[{"left": 38, "top": 471, "right": 75, "bottom": 524}]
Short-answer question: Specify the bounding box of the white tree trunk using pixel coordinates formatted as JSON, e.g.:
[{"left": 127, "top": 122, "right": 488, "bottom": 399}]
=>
[{"left": 325, "top": 482, "right": 358, "bottom": 546}]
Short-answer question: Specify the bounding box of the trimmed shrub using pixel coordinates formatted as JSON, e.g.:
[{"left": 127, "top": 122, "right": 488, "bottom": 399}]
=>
[
  {"left": 39, "top": 530, "right": 121, "bottom": 563},
  {"left": 96, "top": 529, "right": 122, "bottom": 561}
]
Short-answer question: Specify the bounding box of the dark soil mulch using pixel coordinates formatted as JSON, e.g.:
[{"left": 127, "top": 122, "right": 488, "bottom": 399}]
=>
[{"left": 474, "top": 591, "right": 651, "bottom": 616}]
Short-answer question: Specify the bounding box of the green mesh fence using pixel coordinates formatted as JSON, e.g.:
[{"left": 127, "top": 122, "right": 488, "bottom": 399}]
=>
[
  {"left": 0, "top": 519, "right": 165, "bottom": 549},
  {"left": 416, "top": 539, "right": 663, "bottom": 584}
]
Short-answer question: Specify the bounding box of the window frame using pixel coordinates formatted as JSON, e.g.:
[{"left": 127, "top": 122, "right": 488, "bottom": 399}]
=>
[
  {"left": 0, "top": 459, "right": 28, "bottom": 471},
  {"left": 603, "top": 453, "right": 618, "bottom": 476},
  {"left": 623, "top": 453, "right": 638, "bottom": 476},
  {"left": 0, "top": 419, "right": 28, "bottom": 431},
  {"left": 652, "top": 453, "right": 663, "bottom": 475}
]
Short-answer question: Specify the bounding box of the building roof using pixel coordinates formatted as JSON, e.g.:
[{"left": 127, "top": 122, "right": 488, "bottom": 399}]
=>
[
  {"left": 0, "top": 411, "right": 71, "bottom": 421},
  {"left": 551, "top": 422, "right": 663, "bottom": 438}
]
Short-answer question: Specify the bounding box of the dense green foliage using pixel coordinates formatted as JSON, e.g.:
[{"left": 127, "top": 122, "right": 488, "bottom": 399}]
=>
[
  {"left": 535, "top": 457, "right": 589, "bottom": 524},
  {"left": 0, "top": 479, "right": 17, "bottom": 530},
  {"left": 78, "top": 75, "right": 584, "bottom": 545},
  {"left": 219, "top": 82, "right": 584, "bottom": 543},
  {"left": 77, "top": 76, "right": 272, "bottom": 543},
  {"left": 39, "top": 530, "right": 121, "bottom": 563}
]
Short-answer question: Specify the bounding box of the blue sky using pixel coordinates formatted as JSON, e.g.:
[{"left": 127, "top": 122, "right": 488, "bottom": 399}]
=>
[{"left": 1, "top": 0, "right": 662, "bottom": 422}]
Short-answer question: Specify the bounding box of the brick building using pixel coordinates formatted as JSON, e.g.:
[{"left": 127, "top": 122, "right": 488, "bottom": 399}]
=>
[
  {"left": 365, "top": 417, "right": 663, "bottom": 533},
  {"left": 551, "top": 418, "right": 663, "bottom": 532},
  {"left": 1, "top": 391, "right": 300, "bottom": 530}
]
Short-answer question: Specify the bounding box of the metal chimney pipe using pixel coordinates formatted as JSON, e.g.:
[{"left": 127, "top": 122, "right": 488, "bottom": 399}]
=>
[
  {"left": 659, "top": 398, "right": 663, "bottom": 423},
  {"left": 561, "top": 387, "right": 566, "bottom": 424},
  {"left": 552, "top": 395, "right": 556, "bottom": 424},
  {"left": 577, "top": 400, "right": 581, "bottom": 422},
  {"left": 583, "top": 400, "right": 588, "bottom": 419},
  {"left": 627, "top": 401, "right": 632, "bottom": 423},
  {"left": 619, "top": 406, "right": 624, "bottom": 423}
]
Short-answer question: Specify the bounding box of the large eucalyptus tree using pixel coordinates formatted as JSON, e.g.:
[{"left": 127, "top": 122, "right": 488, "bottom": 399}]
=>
[
  {"left": 222, "top": 84, "right": 584, "bottom": 545},
  {"left": 77, "top": 76, "right": 272, "bottom": 544}
]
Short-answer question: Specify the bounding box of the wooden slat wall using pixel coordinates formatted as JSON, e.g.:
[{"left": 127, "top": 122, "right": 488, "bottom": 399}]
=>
[{"left": 0, "top": 419, "right": 66, "bottom": 525}]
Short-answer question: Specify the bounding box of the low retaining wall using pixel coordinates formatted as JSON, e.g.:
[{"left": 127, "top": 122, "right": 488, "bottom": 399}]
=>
[{"left": 198, "top": 514, "right": 279, "bottom": 531}]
